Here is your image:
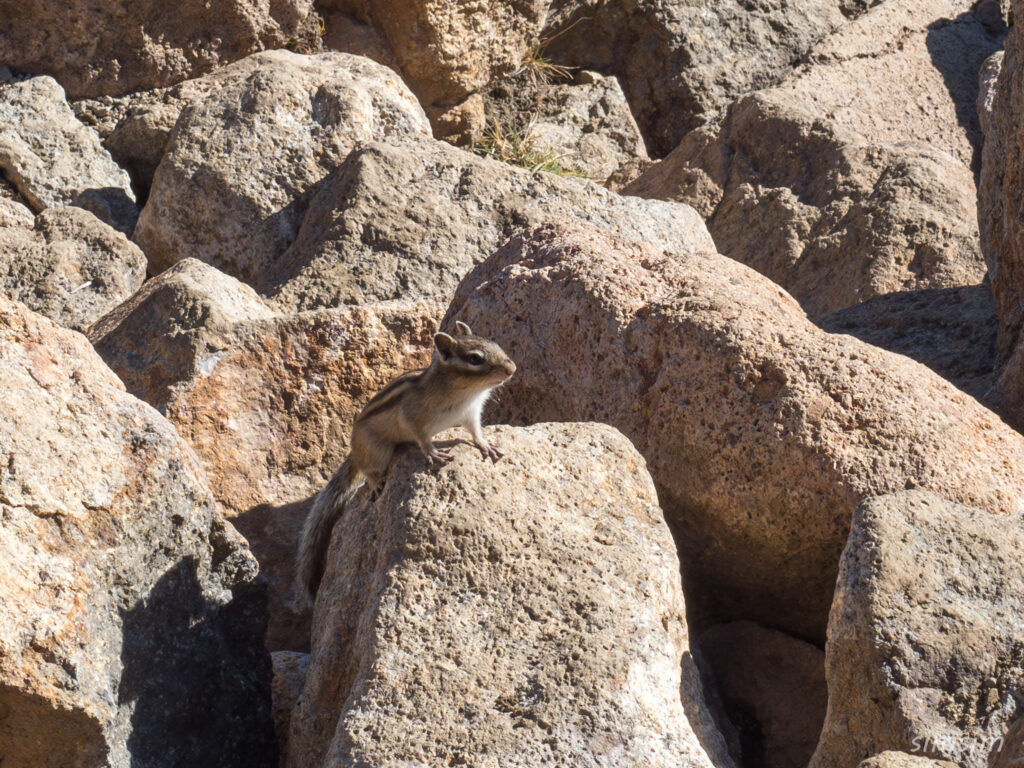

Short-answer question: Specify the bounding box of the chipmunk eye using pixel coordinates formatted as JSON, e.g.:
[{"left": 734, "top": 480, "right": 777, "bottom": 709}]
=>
[{"left": 465, "top": 352, "right": 484, "bottom": 365}]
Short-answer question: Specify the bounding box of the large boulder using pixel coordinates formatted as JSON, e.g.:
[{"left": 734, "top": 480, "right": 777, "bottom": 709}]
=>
[
  {"left": 261, "top": 136, "right": 712, "bottom": 312},
  {"left": 626, "top": 0, "right": 999, "bottom": 318},
  {"left": 90, "top": 259, "right": 441, "bottom": 650},
  {"left": 444, "top": 224, "right": 1024, "bottom": 641},
  {"left": 0, "top": 0, "right": 316, "bottom": 99},
  {"left": 288, "top": 422, "right": 729, "bottom": 768},
  {"left": 133, "top": 51, "right": 430, "bottom": 284},
  {"left": 811, "top": 491, "right": 1024, "bottom": 768},
  {"left": 696, "top": 621, "right": 826, "bottom": 768},
  {"left": 0, "top": 206, "right": 146, "bottom": 332},
  {"left": 626, "top": 89, "right": 987, "bottom": 318},
  {"left": 857, "top": 754, "right": 958, "bottom": 768},
  {"left": 0, "top": 296, "right": 274, "bottom": 767},
  {"left": 321, "top": 0, "right": 546, "bottom": 128},
  {"left": 541, "top": 0, "right": 851, "bottom": 156},
  {"left": 0, "top": 76, "right": 138, "bottom": 233}
]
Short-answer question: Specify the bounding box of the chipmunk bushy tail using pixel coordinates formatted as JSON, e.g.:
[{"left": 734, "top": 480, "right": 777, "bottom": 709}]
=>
[{"left": 296, "top": 458, "right": 363, "bottom": 601}]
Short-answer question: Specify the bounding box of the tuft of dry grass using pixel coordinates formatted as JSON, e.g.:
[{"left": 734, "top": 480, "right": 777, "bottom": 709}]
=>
[{"left": 472, "top": 119, "right": 586, "bottom": 177}]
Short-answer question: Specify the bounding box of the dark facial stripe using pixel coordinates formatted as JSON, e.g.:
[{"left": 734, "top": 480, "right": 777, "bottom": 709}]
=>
[{"left": 356, "top": 368, "right": 425, "bottom": 422}]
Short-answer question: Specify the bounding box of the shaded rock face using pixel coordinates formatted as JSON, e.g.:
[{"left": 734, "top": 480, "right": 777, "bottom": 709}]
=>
[
  {"left": 133, "top": 50, "right": 430, "bottom": 284},
  {"left": 483, "top": 70, "right": 649, "bottom": 182},
  {"left": 0, "top": 206, "right": 146, "bottom": 332},
  {"left": 811, "top": 491, "right": 1024, "bottom": 768},
  {"left": 323, "top": 0, "right": 546, "bottom": 125},
  {"left": 819, "top": 283, "right": 997, "bottom": 400},
  {"left": 262, "top": 136, "right": 712, "bottom": 312},
  {"left": 696, "top": 621, "right": 826, "bottom": 768},
  {"left": 626, "top": 89, "right": 987, "bottom": 319},
  {"left": 0, "top": 297, "right": 274, "bottom": 768},
  {"left": 272, "top": 651, "right": 310, "bottom": 768},
  {"left": 89, "top": 259, "right": 441, "bottom": 651},
  {"left": 289, "top": 422, "right": 726, "bottom": 768},
  {"left": 541, "top": 0, "right": 851, "bottom": 156},
  {"left": 0, "top": 0, "right": 315, "bottom": 99},
  {"left": 444, "top": 224, "right": 1024, "bottom": 642},
  {"left": 0, "top": 76, "right": 138, "bottom": 234}
]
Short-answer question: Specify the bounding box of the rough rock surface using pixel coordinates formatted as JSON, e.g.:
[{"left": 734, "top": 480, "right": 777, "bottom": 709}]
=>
[
  {"left": 991, "top": 718, "right": 1024, "bottom": 768},
  {"left": 445, "top": 224, "right": 1024, "bottom": 641},
  {"left": 90, "top": 259, "right": 441, "bottom": 650},
  {"left": 323, "top": 0, "right": 546, "bottom": 123},
  {"left": 857, "top": 753, "right": 958, "bottom": 768},
  {"left": 0, "top": 0, "right": 316, "bottom": 99},
  {"left": 820, "top": 283, "right": 997, "bottom": 399},
  {"left": 133, "top": 51, "right": 430, "bottom": 283},
  {"left": 978, "top": 1, "right": 1024, "bottom": 422},
  {"left": 626, "top": 89, "right": 987, "bottom": 318},
  {"left": 262, "top": 136, "right": 712, "bottom": 312},
  {"left": 811, "top": 491, "right": 1024, "bottom": 768},
  {"left": 0, "top": 206, "right": 146, "bottom": 331},
  {"left": 541, "top": 0, "right": 850, "bottom": 156},
  {"left": 696, "top": 621, "right": 826, "bottom": 768},
  {"left": 484, "top": 70, "right": 649, "bottom": 182},
  {"left": 289, "top": 422, "right": 726, "bottom": 768},
  {"left": 0, "top": 76, "right": 138, "bottom": 233},
  {"left": 272, "top": 651, "right": 310, "bottom": 768},
  {"left": 0, "top": 297, "right": 274, "bottom": 768}
]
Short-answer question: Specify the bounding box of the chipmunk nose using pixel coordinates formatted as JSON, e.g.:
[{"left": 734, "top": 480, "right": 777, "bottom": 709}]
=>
[{"left": 503, "top": 360, "right": 517, "bottom": 377}]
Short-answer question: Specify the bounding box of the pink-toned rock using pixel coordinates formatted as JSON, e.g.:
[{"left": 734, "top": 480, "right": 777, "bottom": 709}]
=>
[
  {"left": 0, "top": 296, "right": 273, "bottom": 767},
  {"left": 289, "top": 422, "right": 729, "bottom": 768},
  {"left": 0, "top": 0, "right": 316, "bottom": 99},
  {"left": 90, "top": 259, "right": 441, "bottom": 650},
  {"left": 445, "top": 223, "right": 1024, "bottom": 641}
]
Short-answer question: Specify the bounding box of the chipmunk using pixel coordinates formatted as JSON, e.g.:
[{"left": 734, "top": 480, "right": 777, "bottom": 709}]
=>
[{"left": 296, "top": 321, "right": 516, "bottom": 600}]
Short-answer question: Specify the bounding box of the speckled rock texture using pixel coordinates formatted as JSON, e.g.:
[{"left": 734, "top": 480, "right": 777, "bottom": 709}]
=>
[
  {"left": 445, "top": 223, "right": 1024, "bottom": 641},
  {"left": 90, "top": 259, "right": 441, "bottom": 650},
  {"left": 977, "top": 0, "right": 1024, "bottom": 430},
  {"left": 625, "top": 90, "right": 987, "bottom": 318},
  {"left": 540, "top": 0, "right": 851, "bottom": 156},
  {"left": 0, "top": 76, "right": 138, "bottom": 234},
  {"left": 321, "top": 0, "right": 546, "bottom": 132},
  {"left": 133, "top": 51, "right": 430, "bottom": 284},
  {"left": 262, "top": 136, "right": 712, "bottom": 312},
  {"left": 820, "top": 283, "right": 996, "bottom": 400},
  {"left": 272, "top": 651, "right": 310, "bottom": 768},
  {"left": 811, "top": 491, "right": 1024, "bottom": 768},
  {"left": 857, "top": 753, "right": 959, "bottom": 768},
  {"left": 0, "top": 0, "right": 316, "bottom": 99},
  {"left": 0, "top": 206, "right": 146, "bottom": 332},
  {"left": 484, "top": 70, "right": 649, "bottom": 182},
  {"left": 696, "top": 621, "right": 826, "bottom": 768},
  {"left": 0, "top": 296, "right": 274, "bottom": 768},
  {"left": 288, "top": 422, "right": 728, "bottom": 768}
]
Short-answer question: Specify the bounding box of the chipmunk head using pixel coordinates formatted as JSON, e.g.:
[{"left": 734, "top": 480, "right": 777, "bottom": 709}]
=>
[{"left": 433, "top": 321, "right": 516, "bottom": 386}]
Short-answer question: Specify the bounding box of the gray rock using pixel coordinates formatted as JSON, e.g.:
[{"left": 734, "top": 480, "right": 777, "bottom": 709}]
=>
[
  {"left": 263, "top": 135, "right": 712, "bottom": 312},
  {"left": 0, "top": 296, "right": 274, "bottom": 768},
  {"left": 858, "top": 753, "right": 959, "bottom": 768},
  {"left": 272, "top": 651, "right": 310, "bottom": 768},
  {"left": 0, "top": 206, "right": 146, "bottom": 331},
  {"left": 133, "top": 50, "right": 430, "bottom": 284},
  {"left": 0, "top": 76, "right": 138, "bottom": 233},
  {"left": 811, "top": 491, "right": 1024, "bottom": 768},
  {"left": 541, "top": 0, "right": 851, "bottom": 156},
  {"left": 288, "top": 422, "right": 728, "bottom": 768},
  {"left": 0, "top": 0, "right": 316, "bottom": 99}
]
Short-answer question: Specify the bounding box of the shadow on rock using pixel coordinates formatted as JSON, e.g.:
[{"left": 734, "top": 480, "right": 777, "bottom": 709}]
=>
[{"left": 118, "top": 557, "right": 277, "bottom": 768}]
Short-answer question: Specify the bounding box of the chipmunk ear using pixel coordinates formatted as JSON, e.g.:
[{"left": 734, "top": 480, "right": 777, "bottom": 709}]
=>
[
  {"left": 434, "top": 332, "right": 456, "bottom": 359},
  {"left": 455, "top": 321, "right": 472, "bottom": 336}
]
